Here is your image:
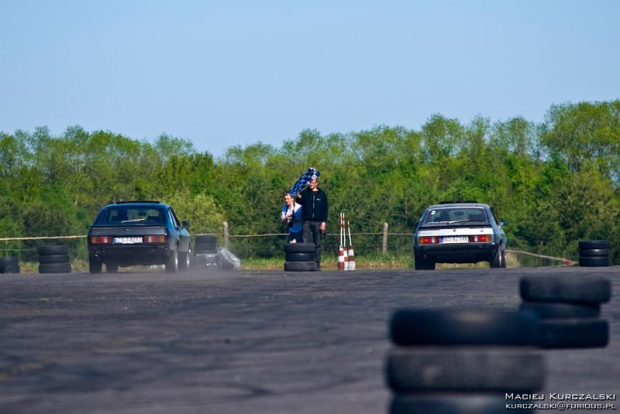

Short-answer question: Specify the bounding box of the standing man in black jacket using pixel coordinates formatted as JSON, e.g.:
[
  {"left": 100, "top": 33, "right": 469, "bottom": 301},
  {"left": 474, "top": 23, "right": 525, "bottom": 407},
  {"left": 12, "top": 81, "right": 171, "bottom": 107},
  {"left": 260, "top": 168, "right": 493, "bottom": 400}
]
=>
[{"left": 297, "top": 176, "right": 328, "bottom": 270}]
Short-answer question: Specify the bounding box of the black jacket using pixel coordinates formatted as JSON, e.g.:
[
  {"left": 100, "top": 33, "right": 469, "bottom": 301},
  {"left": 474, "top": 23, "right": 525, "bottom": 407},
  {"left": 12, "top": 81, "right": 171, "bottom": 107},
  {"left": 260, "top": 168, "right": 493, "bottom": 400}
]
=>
[{"left": 297, "top": 187, "right": 328, "bottom": 222}]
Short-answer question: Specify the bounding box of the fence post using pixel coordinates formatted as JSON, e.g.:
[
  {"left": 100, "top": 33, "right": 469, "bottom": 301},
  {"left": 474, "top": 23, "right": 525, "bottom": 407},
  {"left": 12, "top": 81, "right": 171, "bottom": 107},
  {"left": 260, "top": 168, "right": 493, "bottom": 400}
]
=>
[
  {"left": 223, "top": 222, "right": 229, "bottom": 249},
  {"left": 382, "top": 222, "right": 388, "bottom": 254}
]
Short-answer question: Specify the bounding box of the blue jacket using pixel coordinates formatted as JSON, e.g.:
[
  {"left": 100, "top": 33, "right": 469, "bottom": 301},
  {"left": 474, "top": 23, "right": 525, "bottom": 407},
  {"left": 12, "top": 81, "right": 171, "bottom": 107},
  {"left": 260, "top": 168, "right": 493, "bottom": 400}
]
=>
[{"left": 281, "top": 202, "right": 303, "bottom": 233}]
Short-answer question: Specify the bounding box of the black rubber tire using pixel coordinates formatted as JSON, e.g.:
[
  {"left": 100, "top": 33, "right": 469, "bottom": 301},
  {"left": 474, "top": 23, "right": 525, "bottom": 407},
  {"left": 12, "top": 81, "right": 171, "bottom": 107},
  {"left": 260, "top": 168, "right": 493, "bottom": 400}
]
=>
[
  {"left": 284, "top": 261, "right": 317, "bottom": 272},
  {"left": 37, "top": 245, "right": 69, "bottom": 255},
  {"left": 166, "top": 249, "right": 179, "bottom": 273},
  {"left": 386, "top": 348, "right": 545, "bottom": 393},
  {"left": 89, "top": 256, "right": 102, "bottom": 274},
  {"left": 194, "top": 242, "right": 217, "bottom": 253},
  {"left": 390, "top": 309, "right": 540, "bottom": 346},
  {"left": 391, "top": 394, "right": 535, "bottom": 414},
  {"left": 414, "top": 254, "right": 436, "bottom": 270},
  {"left": 579, "top": 256, "right": 610, "bottom": 267},
  {"left": 283, "top": 243, "right": 316, "bottom": 254},
  {"left": 489, "top": 248, "right": 506, "bottom": 269},
  {"left": 3, "top": 265, "right": 20, "bottom": 274},
  {"left": 195, "top": 235, "right": 217, "bottom": 244},
  {"left": 285, "top": 252, "right": 316, "bottom": 262},
  {"left": 179, "top": 251, "right": 191, "bottom": 271},
  {"left": 520, "top": 275, "right": 611, "bottom": 303},
  {"left": 39, "top": 263, "right": 72, "bottom": 274},
  {"left": 106, "top": 262, "right": 118, "bottom": 273},
  {"left": 579, "top": 248, "right": 610, "bottom": 257},
  {"left": 0, "top": 257, "right": 18, "bottom": 273},
  {"left": 38, "top": 254, "right": 70, "bottom": 264},
  {"left": 520, "top": 301, "right": 600, "bottom": 319},
  {"left": 578, "top": 240, "right": 609, "bottom": 250},
  {"left": 540, "top": 318, "right": 609, "bottom": 349}
]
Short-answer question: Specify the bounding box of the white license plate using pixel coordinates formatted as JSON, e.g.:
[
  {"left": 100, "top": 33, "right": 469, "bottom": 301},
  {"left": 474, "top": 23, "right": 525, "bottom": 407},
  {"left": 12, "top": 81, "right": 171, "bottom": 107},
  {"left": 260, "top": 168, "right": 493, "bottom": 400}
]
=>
[
  {"left": 441, "top": 236, "right": 469, "bottom": 244},
  {"left": 113, "top": 237, "right": 143, "bottom": 244}
]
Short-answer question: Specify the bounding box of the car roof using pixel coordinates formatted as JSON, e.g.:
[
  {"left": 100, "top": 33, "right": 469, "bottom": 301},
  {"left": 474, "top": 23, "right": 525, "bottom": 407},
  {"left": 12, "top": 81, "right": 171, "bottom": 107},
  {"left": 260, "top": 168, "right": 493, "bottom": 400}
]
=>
[
  {"left": 426, "top": 203, "right": 490, "bottom": 210},
  {"left": 102, "top": 201, "right": 170, "bottom": 209}
]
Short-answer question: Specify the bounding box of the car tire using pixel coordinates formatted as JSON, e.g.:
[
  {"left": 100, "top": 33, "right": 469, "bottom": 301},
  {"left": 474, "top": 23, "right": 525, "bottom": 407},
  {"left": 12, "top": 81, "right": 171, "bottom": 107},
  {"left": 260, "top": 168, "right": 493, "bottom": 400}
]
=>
[
  {"left": 38, "top": 254, "right": 70, "bottom": 264},
  {"left": 89, "top": 256, "right": 102, "bottom": 274},
  {"left": 283, "top": 243, "right": 316, "bottom": 254},
  {"left": 283, "top": 261, "right": 317, "bottom": 272},
  {"left": 540, "top": 319, "right": 609, "bottom": 349},
  {"left": 390, "top": 394, "right": 535, "bottom": 414},
  {"left": 489, "top": 247, "right": 506, "bottom": 268},
  {"left": 579, "top": 256, "right": 610, "bottom": 267},
  {"left": 37, "top": 245, "right": 69, "bottom": 255},
  {"left": 579, "top": 248, "right": 610, "bottom": 257},
  {"left": 39, "top": 262, "right": 72, "bottom": 274},
  {"left": 0, "top": 257, "right": 18, "bottom": 273},
  {"left": 106, "top": 262, "right": 118, "bottom": 273},
  {"left": 414, "top": 254, "right": 435, "bottom": 270},
  {"left": 285, "top": 252, "right": 316, "bottom": 262},
  {"left": 390, "top": 309, "right": 540, "bottom": 346},
  {"left": 520, "top": 302, "right": 600, "bottom": 319},
  {"left": 520, "top": 275, "right": 611, "bottom": 304},
  {"left": 166, "top": 249, "right": 179, "bottom": 273},
  {"left": 179, "top": 251, "right": 191, "bottom": 271},
  {"left": 578, "top": 240, "right": 609, "bottom": 250},
  {"left": 386, "top": 348, "right": 544, "bottom": 393}
]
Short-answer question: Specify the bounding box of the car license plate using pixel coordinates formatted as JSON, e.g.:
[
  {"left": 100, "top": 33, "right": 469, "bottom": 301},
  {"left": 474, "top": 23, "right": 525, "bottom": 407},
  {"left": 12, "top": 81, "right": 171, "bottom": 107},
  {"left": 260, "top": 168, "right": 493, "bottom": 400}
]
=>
[
  {"left": 113, "top": 237, "right": 143, "bottom": 244},
  {"left": 441, "top": 236, "right": 469, "bottom": 244}
]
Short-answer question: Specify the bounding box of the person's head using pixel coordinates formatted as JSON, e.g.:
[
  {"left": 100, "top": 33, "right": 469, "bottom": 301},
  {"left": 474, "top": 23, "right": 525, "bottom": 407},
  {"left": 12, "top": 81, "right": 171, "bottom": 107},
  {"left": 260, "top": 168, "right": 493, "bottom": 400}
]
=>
[
  {"left": 309, "top": 177, "right": 318, "bottom": 190},
  {"left": 284, "top": 192, "right": 294, "bottom": 205}
]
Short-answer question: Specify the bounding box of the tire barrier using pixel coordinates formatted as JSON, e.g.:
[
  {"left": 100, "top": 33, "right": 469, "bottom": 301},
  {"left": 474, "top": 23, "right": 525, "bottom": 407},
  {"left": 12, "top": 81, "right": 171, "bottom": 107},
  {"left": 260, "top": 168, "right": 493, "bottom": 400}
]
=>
[
  {"left": 578, "top": 240, "right": 610, "bottom": 267},
  {"left": 194, "top": 235, "right": 217, "bottom": 254},
  {"left": 37, "top": 245, "right": 71, "bottom": 274},
  {"left": 283, "top": 243, "right": 317, "bottom": 272},
  {"left": 0, "top": 257, "right": 20, "bottom": 274},
  {"left": 386, "top": 309, "right": 543, "bottom": 414},
  {"left": 519, "top": 275, "right": 611, "bottom": 349}
]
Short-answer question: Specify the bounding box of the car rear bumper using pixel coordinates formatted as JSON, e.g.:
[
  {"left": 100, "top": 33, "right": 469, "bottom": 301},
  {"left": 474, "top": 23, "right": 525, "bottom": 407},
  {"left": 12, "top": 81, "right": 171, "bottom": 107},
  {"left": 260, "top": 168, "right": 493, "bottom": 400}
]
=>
[
  {"left": 415, "top": 243, "right": 498, "bottom": 263},
  {"left": 88, "top": 244, "right": 172, "bottom": 266}
]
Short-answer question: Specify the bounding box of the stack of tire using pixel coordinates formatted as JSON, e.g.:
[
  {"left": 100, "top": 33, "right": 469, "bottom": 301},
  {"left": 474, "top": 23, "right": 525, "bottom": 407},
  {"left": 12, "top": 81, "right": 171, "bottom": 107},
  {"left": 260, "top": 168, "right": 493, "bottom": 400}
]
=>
[
  {"left": 579, "top": 240, "right": 611, "bottom": 267},
  {"left": 0, "top": 257, "right": 20, "bottom": 274},
  {"left": 284, "top": 243, "right": 317, "bottom": 272},
  {"left": 520, "top": 275, "right": 610, "bottom": 349},
  {"left": 192, "top": 235, "right": 218, "bottom": 268},
  {"left": 38, "top": 245, "right": 72, "bottom": 274},
  {"left": 386, "top": 309, "right": 544, "bottom": 414}
]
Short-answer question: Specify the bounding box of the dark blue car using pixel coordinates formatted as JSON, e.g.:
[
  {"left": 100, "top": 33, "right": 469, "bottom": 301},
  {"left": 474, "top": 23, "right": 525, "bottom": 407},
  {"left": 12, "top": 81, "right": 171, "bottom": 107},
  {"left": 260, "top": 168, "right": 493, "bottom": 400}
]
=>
[{"left": 87, "top": 201, "right": 191, "bottom": 274}]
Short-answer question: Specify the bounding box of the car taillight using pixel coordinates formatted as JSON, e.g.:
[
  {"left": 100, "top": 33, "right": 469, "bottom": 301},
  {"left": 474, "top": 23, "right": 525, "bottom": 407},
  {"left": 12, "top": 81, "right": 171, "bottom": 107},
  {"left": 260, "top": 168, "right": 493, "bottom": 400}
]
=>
[
  {"left": 144, "top": 235, "right": 166, "bottom": 243},
  {"left": 91, "top": 236, "right": 112, "bottom": 244},
  {"left": 419, "top": 236, "right": 439, "bottom": 244},
  {"left": 469, "top": 235, "right": 492, "bottom": 242}
]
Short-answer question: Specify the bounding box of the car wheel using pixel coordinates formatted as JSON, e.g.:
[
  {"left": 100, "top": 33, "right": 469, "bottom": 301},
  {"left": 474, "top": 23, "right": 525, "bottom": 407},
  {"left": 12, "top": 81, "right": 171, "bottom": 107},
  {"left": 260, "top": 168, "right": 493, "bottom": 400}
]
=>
[
  {"left": 89, "top": 256, "right": 102, "bottom": 274},
  {"left": 490, "top": 247, "right": 504, "bottom": 268},
  {"left": 179, "top": 251, "right": 190, "bottom": 271},
  {"left": 106, "top": 262, "right": 118, "bottom": 273},
  {"left": 414, "top": 254, "right": 435, "bottom": 270},
  {"left": 166, "top": 249, "right": 179, "bottom": 273}
]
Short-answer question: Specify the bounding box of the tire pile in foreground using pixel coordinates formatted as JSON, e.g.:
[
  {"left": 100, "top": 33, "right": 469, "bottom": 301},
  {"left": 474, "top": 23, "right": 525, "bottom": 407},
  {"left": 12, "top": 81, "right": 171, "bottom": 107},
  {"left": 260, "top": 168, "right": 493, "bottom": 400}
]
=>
[
  {"left": 387, "top": 309, "right": 543, "bottom": 414},
  {"left": 0, "top": 257, "right": 20, "bottom": 274},
  {"left": 38, "top": 245, "right": 72, "bottom": 274},
  {"left": 283, "top": 243, "right": 318, "bottom": 272}
]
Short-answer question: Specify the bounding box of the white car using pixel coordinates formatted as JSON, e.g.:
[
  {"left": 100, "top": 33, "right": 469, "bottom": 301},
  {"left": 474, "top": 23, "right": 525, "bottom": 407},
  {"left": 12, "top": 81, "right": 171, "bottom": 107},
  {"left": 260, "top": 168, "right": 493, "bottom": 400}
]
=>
[{"left": 413, "top": 202, "right": 508, "bottom": 270}]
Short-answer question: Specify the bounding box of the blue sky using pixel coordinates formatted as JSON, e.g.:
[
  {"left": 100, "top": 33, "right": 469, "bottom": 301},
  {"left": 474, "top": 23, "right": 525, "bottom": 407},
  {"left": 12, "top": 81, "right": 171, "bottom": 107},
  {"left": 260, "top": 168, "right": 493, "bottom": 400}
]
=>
[{"left": 1, "top": 0, "right": 618, "bottom": 158}]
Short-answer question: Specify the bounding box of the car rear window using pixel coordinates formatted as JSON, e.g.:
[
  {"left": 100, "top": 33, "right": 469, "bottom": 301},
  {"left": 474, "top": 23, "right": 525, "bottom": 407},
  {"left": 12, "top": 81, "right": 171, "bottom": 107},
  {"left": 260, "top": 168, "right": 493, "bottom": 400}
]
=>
[
  {"left": 423, "top": 208, "right": 488, "bottom": 225},
  {"left": 95, "top": 207, "right": 165, "bottom": 225}
]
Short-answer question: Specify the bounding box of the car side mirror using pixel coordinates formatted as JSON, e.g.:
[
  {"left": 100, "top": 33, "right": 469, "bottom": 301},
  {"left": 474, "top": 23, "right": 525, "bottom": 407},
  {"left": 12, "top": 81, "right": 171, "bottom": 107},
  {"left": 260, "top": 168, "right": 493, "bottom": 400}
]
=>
[
  {"left": 182, "top": 220, "right": 190, "bottom": 229},
  {"left": 499, "top": 220, "right": 508, "bottom": 226}
]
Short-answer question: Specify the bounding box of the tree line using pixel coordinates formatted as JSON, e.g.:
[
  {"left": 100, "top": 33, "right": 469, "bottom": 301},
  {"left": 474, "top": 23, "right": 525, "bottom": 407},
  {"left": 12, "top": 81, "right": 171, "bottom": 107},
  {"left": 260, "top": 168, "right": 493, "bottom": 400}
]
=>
[{"left": 1, "top": 100, "right": 619, "bottom": 263}]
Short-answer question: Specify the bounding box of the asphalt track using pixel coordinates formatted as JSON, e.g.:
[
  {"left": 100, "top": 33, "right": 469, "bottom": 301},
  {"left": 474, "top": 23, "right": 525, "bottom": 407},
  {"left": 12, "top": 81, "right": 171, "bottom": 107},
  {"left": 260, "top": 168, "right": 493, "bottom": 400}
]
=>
[{"left": 0, "top": 266, "right": 618, "bottom": 414}]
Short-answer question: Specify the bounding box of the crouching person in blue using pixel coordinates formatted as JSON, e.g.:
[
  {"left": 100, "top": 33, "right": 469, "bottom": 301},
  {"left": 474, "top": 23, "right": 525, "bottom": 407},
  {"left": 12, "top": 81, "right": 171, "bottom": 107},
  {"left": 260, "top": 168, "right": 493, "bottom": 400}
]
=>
[
  {"left": 281, "top": 192, "right": 303, "bottom": 243},
  {"left": 296, "top": 176, "right": 328, "bottom": 270}
]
